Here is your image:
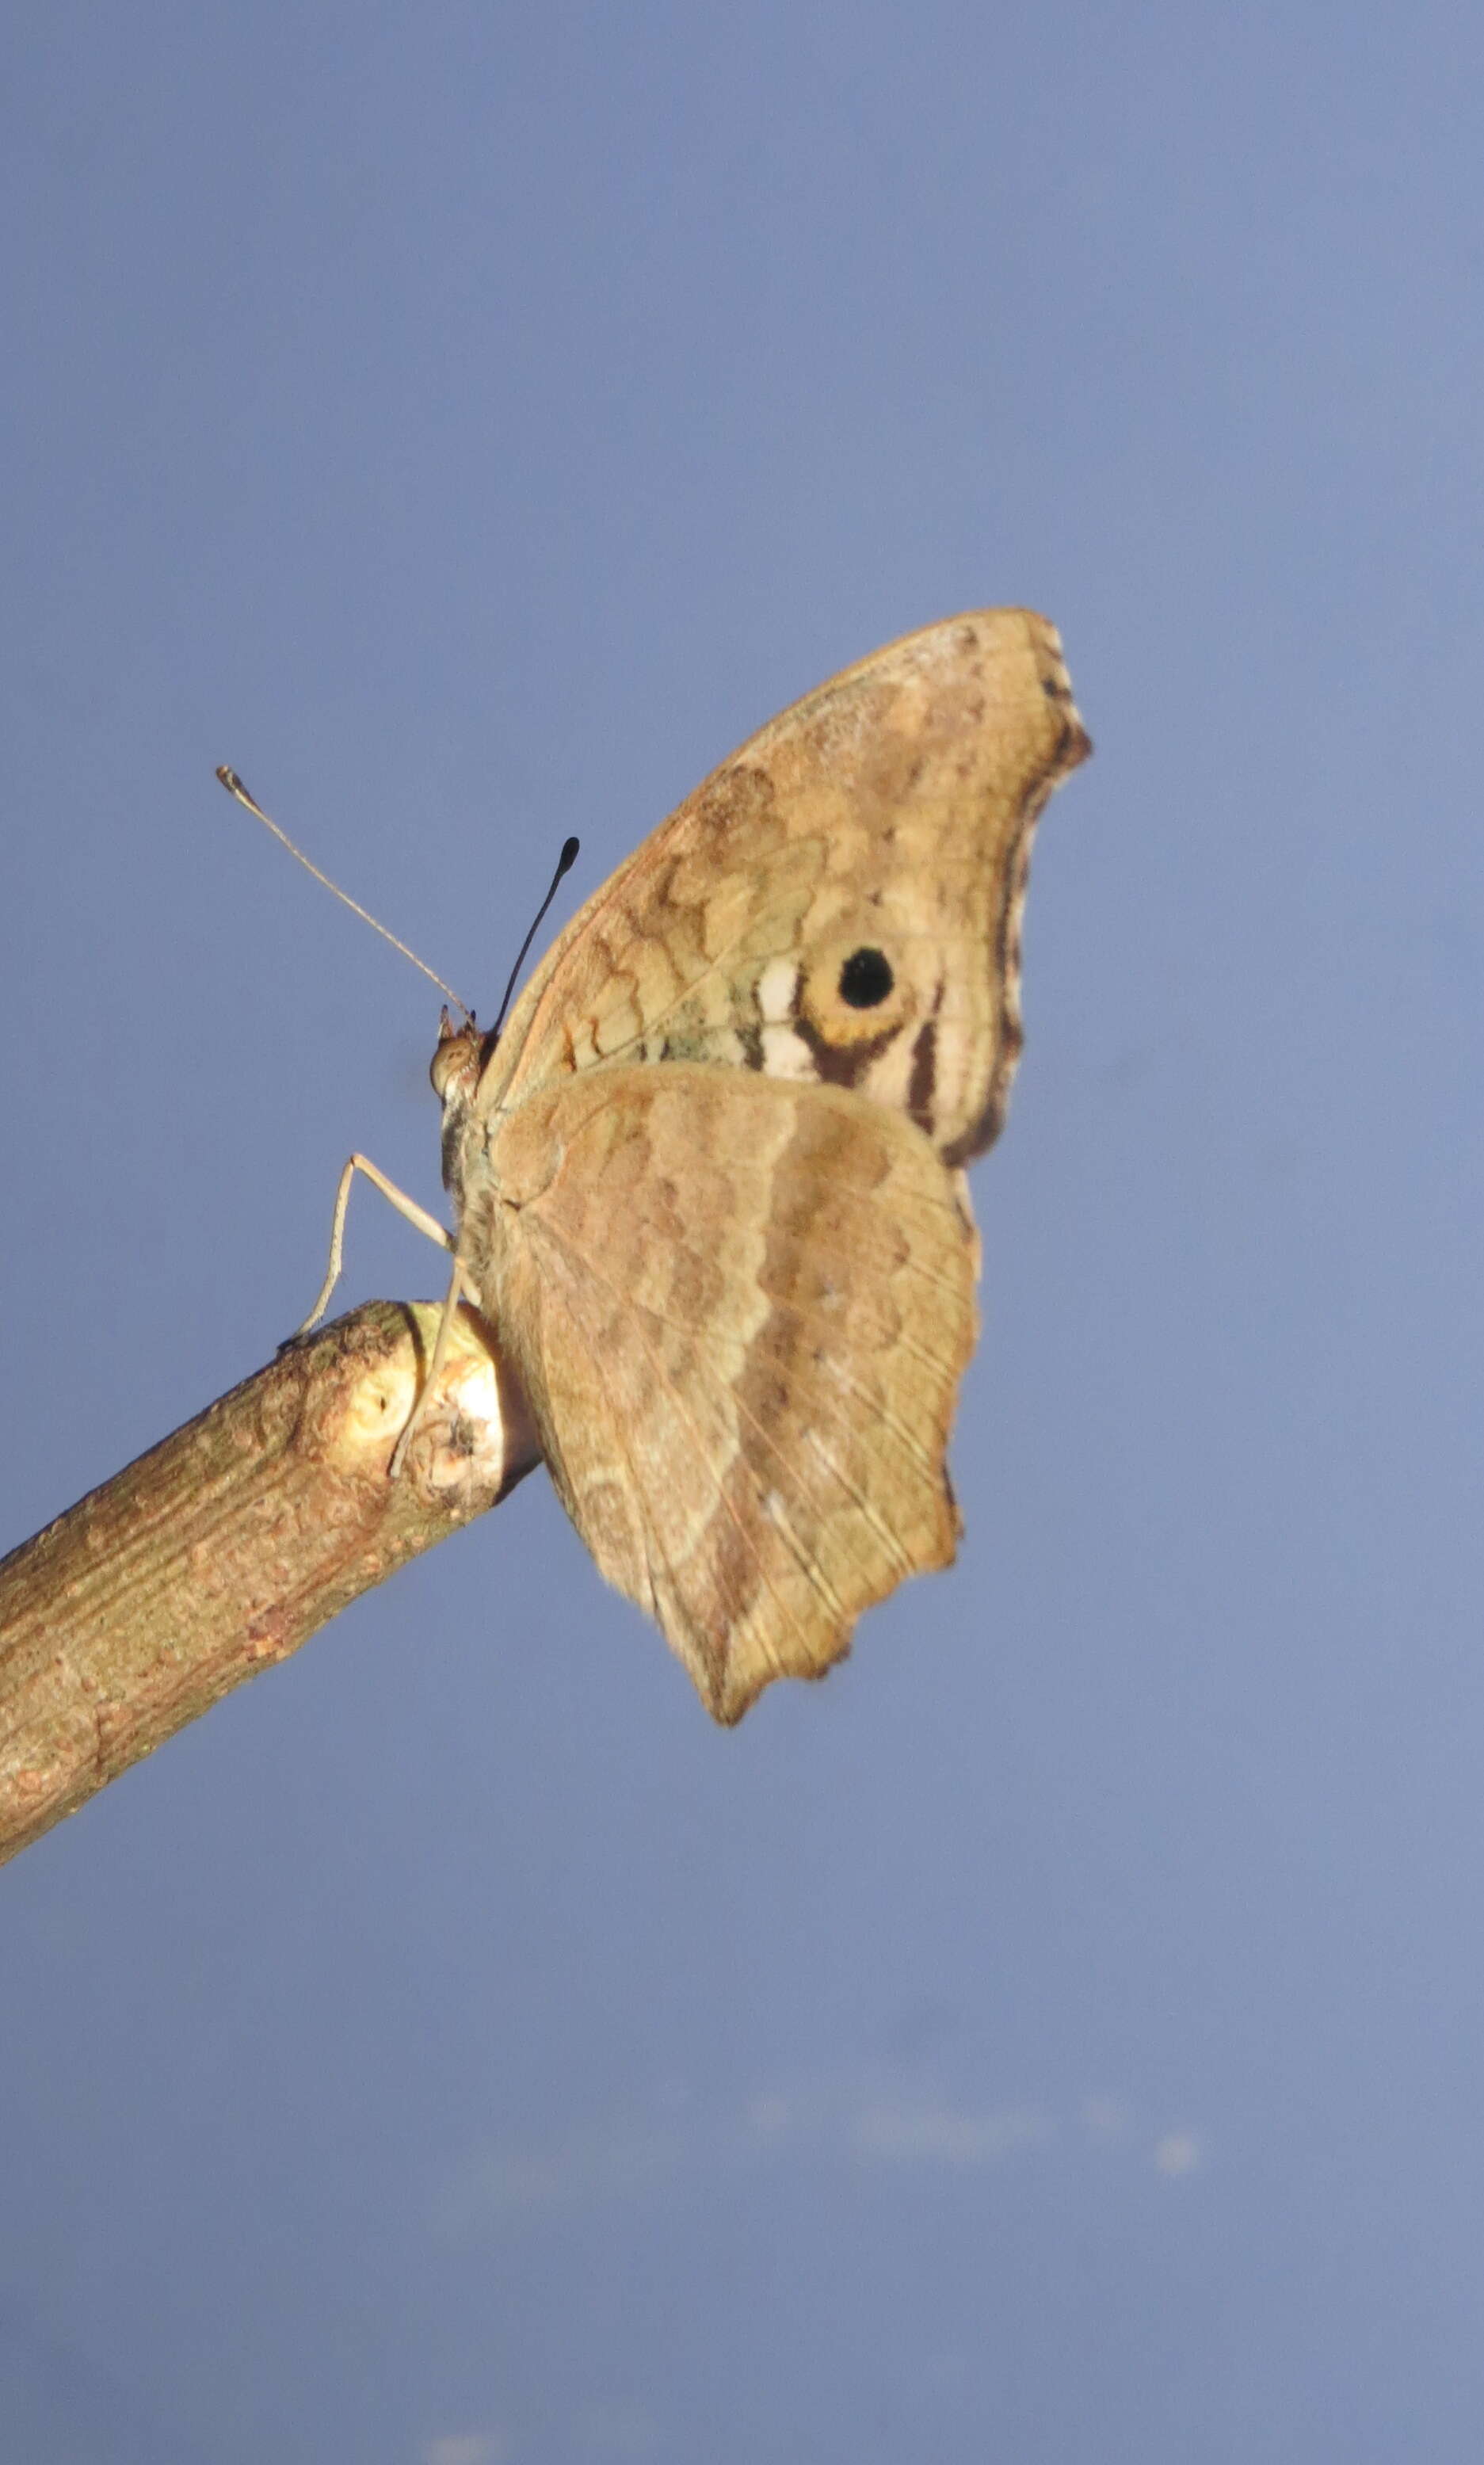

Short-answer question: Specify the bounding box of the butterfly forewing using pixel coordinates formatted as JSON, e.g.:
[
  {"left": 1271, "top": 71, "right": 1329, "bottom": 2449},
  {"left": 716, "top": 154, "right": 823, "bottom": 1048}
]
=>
[{"left": 478, "top": 609, "right": 1089, "bottom": 1166}]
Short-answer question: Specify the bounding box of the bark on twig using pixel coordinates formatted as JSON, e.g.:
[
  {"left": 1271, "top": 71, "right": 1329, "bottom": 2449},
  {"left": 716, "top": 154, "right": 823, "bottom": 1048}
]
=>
[{"left": 0, "top": 1300, "right": 540, "bottom": 1866}]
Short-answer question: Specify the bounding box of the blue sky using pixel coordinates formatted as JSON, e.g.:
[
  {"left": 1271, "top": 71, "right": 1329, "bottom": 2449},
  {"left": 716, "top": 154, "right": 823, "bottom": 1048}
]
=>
[{"left": 2, "top": 5, "right": 1481, "bottom": 2459}]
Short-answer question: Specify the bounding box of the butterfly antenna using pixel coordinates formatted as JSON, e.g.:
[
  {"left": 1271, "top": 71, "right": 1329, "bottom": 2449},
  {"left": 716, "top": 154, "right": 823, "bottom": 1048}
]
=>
[
  {"left": 215, "top": 765, "right": 475, "bottom": 1023},
  {"left": 490, "top": 834, "right": 581, "bottom": 1039}
]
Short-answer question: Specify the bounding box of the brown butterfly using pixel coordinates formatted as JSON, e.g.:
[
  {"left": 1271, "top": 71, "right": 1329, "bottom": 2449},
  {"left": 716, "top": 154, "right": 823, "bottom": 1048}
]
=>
[{"left": 281, "top": 612, "right": 1089, "bottom": 1720}]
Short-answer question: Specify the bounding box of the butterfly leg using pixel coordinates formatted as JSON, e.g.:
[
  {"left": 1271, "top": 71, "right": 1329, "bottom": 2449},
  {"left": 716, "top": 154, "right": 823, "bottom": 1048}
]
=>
[
  {"left": 295, "top": 1153, "right": 453, "bottom": 1336},
  {"left": 387, "top": 1253, "right": 478, "bottom": 1480}
]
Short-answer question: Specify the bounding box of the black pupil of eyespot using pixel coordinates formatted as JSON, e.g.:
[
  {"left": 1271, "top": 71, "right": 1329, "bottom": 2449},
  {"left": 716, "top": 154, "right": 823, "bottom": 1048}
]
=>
[{"left": 838, "top": 947, "right": 894, "bottom": 1009}]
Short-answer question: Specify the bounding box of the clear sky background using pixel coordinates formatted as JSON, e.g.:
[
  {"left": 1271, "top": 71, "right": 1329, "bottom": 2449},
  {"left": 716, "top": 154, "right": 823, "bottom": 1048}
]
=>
[{"left": 2, "top": 6, "right": 1480, "bottom": 2460}]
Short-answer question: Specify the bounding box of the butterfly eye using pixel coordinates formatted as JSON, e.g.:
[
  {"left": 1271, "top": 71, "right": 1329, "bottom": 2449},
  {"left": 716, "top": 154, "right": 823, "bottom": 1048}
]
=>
[
  {"left": 430, "top": 1019, "right": 483, "bottom": 1103},
  {"left": 837, "top": 947, "right": 895, "bottom": 1009}
]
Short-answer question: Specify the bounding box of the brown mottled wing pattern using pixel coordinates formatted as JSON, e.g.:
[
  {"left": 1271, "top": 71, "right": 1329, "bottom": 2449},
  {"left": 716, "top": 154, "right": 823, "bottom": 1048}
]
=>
[
  {"left": 466, "top": 1066, "right": 978, "bottom": 1723},
  {"left": 441, "top": 609, "right": 1089, "bottom": 1716},
  {"left": 479, "top": 609, "right": 1090, "bottom": 1166}
]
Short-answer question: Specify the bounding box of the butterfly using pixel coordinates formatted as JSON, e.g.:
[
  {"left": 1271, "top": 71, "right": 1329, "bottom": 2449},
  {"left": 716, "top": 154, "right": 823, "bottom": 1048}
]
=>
[{"left": 302, "top": 612, "right": 1089, "bottom": 1721}]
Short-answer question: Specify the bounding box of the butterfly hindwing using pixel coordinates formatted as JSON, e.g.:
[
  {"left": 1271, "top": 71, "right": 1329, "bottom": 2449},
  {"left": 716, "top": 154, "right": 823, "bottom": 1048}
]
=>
[{"left": 464, "top": 1065, "right": 979, "bottom": 1722}]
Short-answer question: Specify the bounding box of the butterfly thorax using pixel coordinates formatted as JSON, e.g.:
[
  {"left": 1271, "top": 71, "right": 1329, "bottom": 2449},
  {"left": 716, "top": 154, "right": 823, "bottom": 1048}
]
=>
[{"left": 430, "top": 1009, "right": 486, "bottom": 1217}]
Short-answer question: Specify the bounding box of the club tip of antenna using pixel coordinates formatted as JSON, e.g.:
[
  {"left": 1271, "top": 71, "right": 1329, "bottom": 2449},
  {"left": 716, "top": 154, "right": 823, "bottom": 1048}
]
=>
[
  {"left": 558, "top": 834, "right": 580, "bottom": 873},
  {"left": 216, "top": 764, "right": 265, "bottom": 818}
]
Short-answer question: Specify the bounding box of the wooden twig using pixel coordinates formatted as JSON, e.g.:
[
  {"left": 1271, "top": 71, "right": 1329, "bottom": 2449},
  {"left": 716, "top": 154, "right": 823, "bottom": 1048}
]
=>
[{"left": 0, "top": 1300, "right": 540, "bottom": 1866}]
